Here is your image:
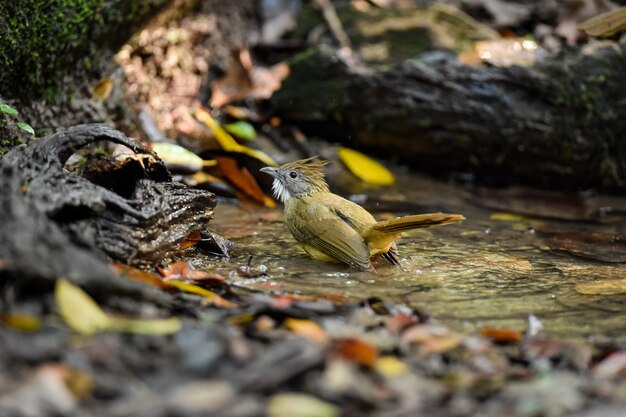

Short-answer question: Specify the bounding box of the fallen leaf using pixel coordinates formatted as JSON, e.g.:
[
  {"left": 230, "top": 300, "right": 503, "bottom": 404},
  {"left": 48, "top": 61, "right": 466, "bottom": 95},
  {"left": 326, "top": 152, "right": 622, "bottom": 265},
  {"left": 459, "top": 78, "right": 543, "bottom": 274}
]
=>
[
  {"left": 224, "top": 121, "right": 256, "bottom": 140},
  {"left": 338, "top": 147, "right": 394, "bottom": 185},
  {"left": 575, "top": 279, "right": 626, "bottom": 295},
  {"left": 216, "top": 156, "right": 275, "bottom": 207},
  {"left": 151, "top": 142, "right": 216, "bottom": 173},
  {"left": 166, "top": 280, "right": 236, "bottom": 308},
  {"left": 490, "top": 212, "right": 526, "bottom": 222},
  {"left": 284, "top": 318, "right": 328, "bottom": 343},
  {"left": 63, "top": 368, "right": 94, "bottom": 399},
  {"left": 91, "top": 78, "right": 114, "bottom": 101},
  {"left": 580, "top": 6, "right": 626, "bottom": 37},
  {"left": 402, "top": 324, "right": 461, "bottom": 354},
  {"left": 373, "top": 356, "right": 408, "bottom": 377},
  {"left": 158, "top": 260, "right": 193, "bottom": 279},
  {"left": 0, "top": 313, "right": 42, "bottom": 332},
  {"left": 55, "top": 279, "right": 181, "bottom": 335},
  {"left": 196, "top": 108, "right": 277, "bottom": 167},
  {"left": 179, "top": 230, "right": 202, "bottom": 250},
  {"left": 111, "top": 262, "right": 169, "bottom": 289},
  {"left": 593, "top": 351, "right": 626, "bottom": 378},
  {"left": 335, "top": 338, "right": 379, "bottom": 366},
  {"left": 55, "top": 279, "right": 111, "bottom": 335},
  {"left": 268, "top": 393, "right": 339, "bottom": 417},
  {"left": 480, "top": 327, "right": 523, "bottom": 344}
]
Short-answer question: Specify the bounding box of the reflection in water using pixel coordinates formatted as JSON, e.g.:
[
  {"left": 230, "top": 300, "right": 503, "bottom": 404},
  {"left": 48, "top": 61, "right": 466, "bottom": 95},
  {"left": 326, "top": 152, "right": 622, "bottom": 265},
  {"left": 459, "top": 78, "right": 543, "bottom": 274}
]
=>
[{"left": 197, "top": 171, "right": 626, "bottom": 340}]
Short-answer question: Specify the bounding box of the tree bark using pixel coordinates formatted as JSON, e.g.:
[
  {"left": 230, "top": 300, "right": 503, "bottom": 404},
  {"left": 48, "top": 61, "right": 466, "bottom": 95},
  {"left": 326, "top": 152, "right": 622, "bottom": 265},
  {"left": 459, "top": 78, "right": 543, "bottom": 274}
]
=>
[
  {"left": 0, "top": 124, "right": 215, "bottom": 298},
  {"left": 271, "top": 45, "right": 626, "bottom": 191}
]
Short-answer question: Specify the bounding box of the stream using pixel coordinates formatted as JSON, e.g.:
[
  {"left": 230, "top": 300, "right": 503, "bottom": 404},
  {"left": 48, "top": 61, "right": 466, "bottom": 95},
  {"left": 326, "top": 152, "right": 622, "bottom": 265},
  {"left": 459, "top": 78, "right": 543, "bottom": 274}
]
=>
[{"left": 194, "top": 168, "right": 626, "bottom": 341}]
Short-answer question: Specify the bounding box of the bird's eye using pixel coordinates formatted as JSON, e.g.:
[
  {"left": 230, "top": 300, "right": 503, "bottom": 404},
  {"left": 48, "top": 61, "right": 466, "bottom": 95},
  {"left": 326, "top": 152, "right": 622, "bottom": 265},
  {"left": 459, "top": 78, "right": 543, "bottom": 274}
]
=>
[{"left": 289, "top": 171, "right": 298, "bottom": 178}]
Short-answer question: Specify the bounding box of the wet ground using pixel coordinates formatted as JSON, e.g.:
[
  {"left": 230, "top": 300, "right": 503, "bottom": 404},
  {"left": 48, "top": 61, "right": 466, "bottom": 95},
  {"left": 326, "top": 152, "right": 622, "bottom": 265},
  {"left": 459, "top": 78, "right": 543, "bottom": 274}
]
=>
[{"left": 199, "top": 168, "right": 626, "bottom": 341}]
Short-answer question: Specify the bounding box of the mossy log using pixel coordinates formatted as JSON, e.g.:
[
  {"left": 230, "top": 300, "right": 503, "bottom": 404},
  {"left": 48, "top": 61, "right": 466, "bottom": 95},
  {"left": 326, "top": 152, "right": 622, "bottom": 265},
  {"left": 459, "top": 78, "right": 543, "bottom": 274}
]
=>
[
  {"left": 0, "top": 124, "right": 215, "bottom": 297},
  {"left": 0, "top": 0, "right": 174, "bottom": 97},
  {"left": 271, "top": 45, "right": 626, "bottom": 191}
]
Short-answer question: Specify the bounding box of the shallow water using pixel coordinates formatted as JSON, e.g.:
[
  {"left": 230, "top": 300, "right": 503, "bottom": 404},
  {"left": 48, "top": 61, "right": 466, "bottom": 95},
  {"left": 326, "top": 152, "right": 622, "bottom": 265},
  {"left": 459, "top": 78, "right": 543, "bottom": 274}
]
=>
[{"left": 196, "top": 170, "right": 626, "bottom": 340}]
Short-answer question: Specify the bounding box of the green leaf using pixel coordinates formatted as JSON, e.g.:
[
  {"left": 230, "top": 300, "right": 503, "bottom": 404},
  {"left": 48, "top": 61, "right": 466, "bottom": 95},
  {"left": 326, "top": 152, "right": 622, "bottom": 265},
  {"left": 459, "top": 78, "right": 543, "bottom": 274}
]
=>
[
  {"left": 16, "top": 122, "right": 35, "bottom": 136},
  {"left": 224, "top": 121, "right": 256, "bottom": 140},
  {"left": 0, "top": 102, "right": 18, "bottom": 116}
]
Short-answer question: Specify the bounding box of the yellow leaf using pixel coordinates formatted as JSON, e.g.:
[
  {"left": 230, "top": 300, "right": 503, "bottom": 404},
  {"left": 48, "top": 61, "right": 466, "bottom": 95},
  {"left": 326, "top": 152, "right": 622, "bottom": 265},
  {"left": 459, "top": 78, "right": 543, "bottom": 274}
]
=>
[
  {"left": 152, "top": 142, "right": 216, "bottom": 172},
  {"left": 55, "top": 279, "right": 181, "bottom": 335},
  {"left": 284, "top": 318, "right": 328, "bottom": 343},
  {"left": 490, "top": 212, "right": 526, "bottom": 222},
  {"left": 268, "top": 393, "right": 339, "bottom": 417},
  {"left": 91, "top": 78, "right": 114, "bottom": 101},
  {"left": 580, "top": 6, "right": 626, "bottom": 37},
  {"left": 55, "top": 279, "right": 111, "bottom": 335},
  {"left": 166, "top": 280, "right": 236, "bottom": 308},
  {"left": 195, "top": 108, "right": 278, "bottom": 167},
  {"left": 576, "top": 279, "right": 626, "bottom": 295},
  {"left": 166, "top": 279, "right": 221, "bottom": 298},
  {"left": 1, "top": 313, "right": 42, "bottom": 332},
  {"left": 337, "top": 147, "right": 394, "bottom": 185},
  {"left": 373, "top": 356, "right": 408, "bottom": 377}
]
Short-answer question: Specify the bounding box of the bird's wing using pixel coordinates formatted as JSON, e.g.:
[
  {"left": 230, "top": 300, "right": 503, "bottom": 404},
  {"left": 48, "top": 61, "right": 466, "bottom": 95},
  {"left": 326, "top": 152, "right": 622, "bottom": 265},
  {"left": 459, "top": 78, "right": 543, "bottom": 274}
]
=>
[{"left": 290, "top": 216, "right": 372, "bottom": 271}]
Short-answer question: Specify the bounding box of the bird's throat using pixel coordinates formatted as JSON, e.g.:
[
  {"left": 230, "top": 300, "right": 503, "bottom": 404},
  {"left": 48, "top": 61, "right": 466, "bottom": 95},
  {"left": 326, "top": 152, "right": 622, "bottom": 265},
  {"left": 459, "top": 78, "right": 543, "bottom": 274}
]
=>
[{"left": 272, "top": 179, "right": 291, "bottom": 203}]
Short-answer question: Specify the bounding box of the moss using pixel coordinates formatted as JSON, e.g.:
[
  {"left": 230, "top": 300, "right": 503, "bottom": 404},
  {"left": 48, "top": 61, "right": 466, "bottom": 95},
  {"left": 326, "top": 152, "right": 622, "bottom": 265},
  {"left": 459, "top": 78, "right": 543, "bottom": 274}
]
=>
[{"left": 0, "top": 0, "right": 172, "bottom": 98}]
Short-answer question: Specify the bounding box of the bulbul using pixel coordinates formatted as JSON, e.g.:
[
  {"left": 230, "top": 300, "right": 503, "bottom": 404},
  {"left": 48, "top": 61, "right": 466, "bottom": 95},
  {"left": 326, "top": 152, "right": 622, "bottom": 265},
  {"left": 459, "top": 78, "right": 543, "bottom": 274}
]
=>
[{"left": 260, "top": 158, "right": 464, "bottom": 271}]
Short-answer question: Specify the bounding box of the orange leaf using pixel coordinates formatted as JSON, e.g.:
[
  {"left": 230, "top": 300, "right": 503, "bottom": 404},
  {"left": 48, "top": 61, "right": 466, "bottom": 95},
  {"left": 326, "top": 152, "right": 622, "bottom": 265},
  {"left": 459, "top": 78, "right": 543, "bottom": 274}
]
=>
[
  {"left": 480, "top": 327, "right": 523, "bottom": 344},
  {"left": 179, "top": 230, "right": 202, "bottom": 250},
  {"left": 284, "top": 318, "right": 328, "bottom": 343},
  {"left": 216, "top": 156, "right": 275, "bottom": 207},
  {"left": 157, "top": 261, "right": 192, "bottom": 279},
  {"left": 335, "top": 338, "right": 379, "bottom": 367},
  {"left": 111, "top": 262, "right": 169, "bottom": 289}
]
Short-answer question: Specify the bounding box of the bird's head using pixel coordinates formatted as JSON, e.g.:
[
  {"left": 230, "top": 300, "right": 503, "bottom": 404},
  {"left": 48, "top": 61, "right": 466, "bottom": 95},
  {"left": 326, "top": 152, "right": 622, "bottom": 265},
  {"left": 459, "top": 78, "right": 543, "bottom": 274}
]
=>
[{"left": 260, "top": 157, "right": 329, "bottom": 203}]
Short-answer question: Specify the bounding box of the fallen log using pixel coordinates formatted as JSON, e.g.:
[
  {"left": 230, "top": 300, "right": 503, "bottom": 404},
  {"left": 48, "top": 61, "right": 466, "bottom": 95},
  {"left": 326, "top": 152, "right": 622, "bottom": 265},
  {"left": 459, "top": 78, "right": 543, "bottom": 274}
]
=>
[
  {"left": 0, "top": 124, "right": 215, "bottom": 297},
  {"left": 271, "top": 45, "right": 626, "bottom": 191}
]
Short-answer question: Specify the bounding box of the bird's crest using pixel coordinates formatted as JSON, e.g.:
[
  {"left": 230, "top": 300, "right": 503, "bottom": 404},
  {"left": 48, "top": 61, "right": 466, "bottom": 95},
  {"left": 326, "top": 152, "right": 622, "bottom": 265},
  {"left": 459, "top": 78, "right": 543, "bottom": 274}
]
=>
[{"left": 281, "top": 157, "right": 330, "bottom": 192}]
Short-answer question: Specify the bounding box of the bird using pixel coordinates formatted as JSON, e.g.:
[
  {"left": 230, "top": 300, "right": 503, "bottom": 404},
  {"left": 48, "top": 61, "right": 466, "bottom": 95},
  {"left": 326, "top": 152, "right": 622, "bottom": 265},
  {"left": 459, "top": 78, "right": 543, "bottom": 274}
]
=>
[{"left": 260, "top": 157, "right": 465, "bottom": 272}]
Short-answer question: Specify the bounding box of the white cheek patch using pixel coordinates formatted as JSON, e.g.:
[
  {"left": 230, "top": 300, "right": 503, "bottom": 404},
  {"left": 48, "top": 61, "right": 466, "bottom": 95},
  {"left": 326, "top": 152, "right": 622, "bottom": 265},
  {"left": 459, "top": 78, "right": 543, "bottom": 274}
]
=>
[{"left": 272, "top": 179, "right": 291, "bottom": 203}]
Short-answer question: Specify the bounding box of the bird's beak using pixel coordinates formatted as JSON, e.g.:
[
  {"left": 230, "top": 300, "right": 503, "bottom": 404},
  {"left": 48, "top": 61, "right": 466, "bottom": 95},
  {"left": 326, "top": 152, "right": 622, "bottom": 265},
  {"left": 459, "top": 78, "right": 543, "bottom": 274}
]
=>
[{"left": 260, "top": 167, "right": 279, "bottom": 178}]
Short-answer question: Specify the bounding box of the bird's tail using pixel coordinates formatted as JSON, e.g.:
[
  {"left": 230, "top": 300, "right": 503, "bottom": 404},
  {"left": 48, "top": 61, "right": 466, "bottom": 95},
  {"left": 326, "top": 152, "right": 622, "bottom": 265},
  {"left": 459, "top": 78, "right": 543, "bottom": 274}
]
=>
[{"left": 368, "top": 212, "right": 465, "bottom": 234}]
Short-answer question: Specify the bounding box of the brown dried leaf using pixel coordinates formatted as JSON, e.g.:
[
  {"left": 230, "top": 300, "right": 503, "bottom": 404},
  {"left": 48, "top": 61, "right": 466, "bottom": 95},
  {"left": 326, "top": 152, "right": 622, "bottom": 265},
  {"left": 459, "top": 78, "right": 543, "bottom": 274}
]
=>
[
  {"left": 480, "top": 327, "right": 523, "bottom": 344},
  {"left": 111, "top": 262, "right": 170, "bottom": 289},
  {"left": 334, "top": 338, "right": 379, "bottom": 366},
  {"left": 216, "top": 156, "right": 275, "bottom": 207}
]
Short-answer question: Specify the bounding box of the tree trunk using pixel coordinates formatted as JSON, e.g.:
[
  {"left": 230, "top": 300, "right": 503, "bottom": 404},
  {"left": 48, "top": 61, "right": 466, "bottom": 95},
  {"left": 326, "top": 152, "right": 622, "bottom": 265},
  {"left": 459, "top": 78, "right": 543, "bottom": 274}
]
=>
[{"left": 271, "top": 45, "right": 626, "bottom": 191}]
